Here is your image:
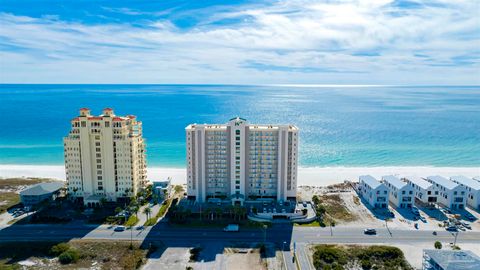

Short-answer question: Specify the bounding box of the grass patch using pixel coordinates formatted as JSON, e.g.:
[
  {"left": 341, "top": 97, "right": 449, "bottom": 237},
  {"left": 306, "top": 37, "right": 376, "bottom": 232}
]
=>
[
  {"left": 0, "top": 192, "right": 20, "bottom": 214},
  {"left": 319, "top": 194, "right": 356, "bottom": 223},
  {"left": 144, "top": 199, "right": 173, "bottom": 226},
  {"left": 312, "top": 244, "right": 412, "bottom": 270},
  {"left": 0, "top": 239, "right": 151, "bottom": 270},
  {"left": 295, "top": 220, "right": 321, "bottom": 227},
  {"left": 125, "top": 215, "right": 139, "bottom": 227}
]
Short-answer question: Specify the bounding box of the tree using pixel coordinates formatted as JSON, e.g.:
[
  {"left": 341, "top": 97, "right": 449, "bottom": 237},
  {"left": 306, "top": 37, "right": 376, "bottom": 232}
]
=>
[
  {"left": 312, "top": 195, "right": 321, "bottom": 206},
  {"left": 143, "top": 206, "right": 152, "bottom": 221},
  {"left": 434, "top": 241, "right": 442, "bottom": 249},
  {"left": 99, "top": 197, "right": 107, "bottom": 207},
  {"left": 115, "top": 207, "right": 122, "bottom": 215}
]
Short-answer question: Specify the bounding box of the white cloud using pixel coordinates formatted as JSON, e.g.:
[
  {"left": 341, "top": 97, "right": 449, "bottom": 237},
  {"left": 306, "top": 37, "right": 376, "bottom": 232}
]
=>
[{"left": 0, "top": 0, "right": 479, "bottom": 84}]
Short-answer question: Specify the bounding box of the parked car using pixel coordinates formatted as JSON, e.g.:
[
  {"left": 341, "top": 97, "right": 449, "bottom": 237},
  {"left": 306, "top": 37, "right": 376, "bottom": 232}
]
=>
[
  {"left": 364, "top": 228, "right": 377, "bottom": 235},
  {"left": 114, "top": 226, "right": 126, "bottom": 232},
  {"left": 419, "top": 216, "right": 427, "bottom": 223},
  {"left": 445, "top": 226, "right": 458, "bottom": 232},
  {"left": 224, "top": 224, "right": 239, "bottom": 232},
  {"left": 136, "top": 225, "right": 145, "bottom": 230},
  {"left": 464, "top": 213, "right": 475, "bottom": 221},
  {"left": 461, "top": 222, "right": 471, "bottom": 230}
]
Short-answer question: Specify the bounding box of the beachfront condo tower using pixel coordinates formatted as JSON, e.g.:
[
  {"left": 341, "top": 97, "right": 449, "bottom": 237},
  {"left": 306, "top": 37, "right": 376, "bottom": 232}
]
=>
[
  {"left": 64, "top": 108, "right": 147, "bottom": 206},
  {"left": 186, "top": 117, "right": 299, "bottom": 205}
]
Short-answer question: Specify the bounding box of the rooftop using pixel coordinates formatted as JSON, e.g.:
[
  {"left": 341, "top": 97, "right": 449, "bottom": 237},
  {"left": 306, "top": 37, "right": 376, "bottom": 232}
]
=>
[
  {"left": 404, "top": 176, "right": 432, "bottom": 190},
  {"left": 450, "top": 175, "right": 480, "bottom": 190},
  {"left": 426, "top": 175, "right": 458, "bottom": 190},
  {"left": 20, "top": 182, "right": 64, "bottom": 196},
  {"left": 423, "top": 249, "right": 480, "bottom": 270},
  {"left": 382, "top": 175, "right": 407, "bottom": 189},
  {"left": 359, "top": 175, "right": 382, "bottom": 189},
  {"left": 186, "top": 118, "right": 298, "bottom": 131}
]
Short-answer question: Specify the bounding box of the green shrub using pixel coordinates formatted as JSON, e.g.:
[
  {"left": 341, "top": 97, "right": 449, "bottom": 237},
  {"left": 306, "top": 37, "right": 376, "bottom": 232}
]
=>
[
  {"left": 189, "top": 247, "right": 202, "bottom": 262},
  {"left": 360, "top": 259, "right": 372, "bottom": 269},
  {"left": 58, "top": 249, "right": 79, "bottom": 264},
  {"left": 434, "top": 241, "right": 442, "bottom": 249},
  {"left": 125, "top": 215, "right": 139, "bottom": 227},
  {"left": 50, "top": 243, "right": 70, "bottom": 256}
]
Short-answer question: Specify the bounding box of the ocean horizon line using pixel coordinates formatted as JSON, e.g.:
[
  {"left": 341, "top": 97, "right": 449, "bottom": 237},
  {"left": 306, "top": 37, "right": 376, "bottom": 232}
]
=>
[{"left": 1, "top": 83, "right": 480, "bottom": 87}]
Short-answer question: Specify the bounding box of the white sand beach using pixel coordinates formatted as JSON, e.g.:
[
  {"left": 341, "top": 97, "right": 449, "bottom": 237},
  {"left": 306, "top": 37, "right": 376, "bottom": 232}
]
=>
[{"left": 1, "top": 164, "right": 478, "bottom": 186}]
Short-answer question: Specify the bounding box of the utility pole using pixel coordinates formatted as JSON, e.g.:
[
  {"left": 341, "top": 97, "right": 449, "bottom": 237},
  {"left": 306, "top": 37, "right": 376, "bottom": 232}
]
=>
[{"left": 454, "top": 231, "right": 459, "bottom": 247}]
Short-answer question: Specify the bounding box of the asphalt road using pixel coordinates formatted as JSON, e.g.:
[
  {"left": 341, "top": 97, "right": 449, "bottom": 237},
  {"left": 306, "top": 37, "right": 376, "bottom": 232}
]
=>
[
  {"left": 1, "top": 223, "right": 479, "bottom": 243},
  {"left": 2, "top": 224, "right": 479, "bottom": 270}
]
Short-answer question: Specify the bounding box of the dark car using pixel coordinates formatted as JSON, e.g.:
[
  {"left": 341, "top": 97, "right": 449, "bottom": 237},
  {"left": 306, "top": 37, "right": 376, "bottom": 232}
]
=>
[
  {"left": 364, "top": 228, "right": 377, "bottom": 235},
  {"left": 445, "top": 226, "right": 458, "bottom": 232},
  {"left": 114, "top": 226, "right": 126, "bottom": 232}
]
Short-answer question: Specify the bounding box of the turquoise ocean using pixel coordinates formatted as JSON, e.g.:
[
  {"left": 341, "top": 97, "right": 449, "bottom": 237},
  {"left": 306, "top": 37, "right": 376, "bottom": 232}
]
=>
[{"left": 0, "top": 84, "right": 479, "bottom": 168}]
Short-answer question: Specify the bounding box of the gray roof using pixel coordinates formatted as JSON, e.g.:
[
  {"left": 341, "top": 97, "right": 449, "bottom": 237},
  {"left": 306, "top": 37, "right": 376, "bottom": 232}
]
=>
[
  {"left": 382, "top": 175, "right": 407, "bottom": 189},
  {"left": 423, "top": 249, "right": 480, "bottom": 270},
  {"left": 359, "top": 175, "right": 382, "bottom": 189},
  {"left": 451, "top": 175, "right": 480, "bottom": 191},
  {"left": 404, "top": 176, "right": 432, "bottom": 190},
  {"left": 20, "top": 182, "right": 64, "bottom": 196},
  {"left": 426, "top": 175, "right": 458, "bottom": 190}
]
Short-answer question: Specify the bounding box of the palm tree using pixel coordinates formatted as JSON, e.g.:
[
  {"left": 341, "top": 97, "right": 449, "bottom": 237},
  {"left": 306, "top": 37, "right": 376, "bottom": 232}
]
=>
[{"left": 143, "top": 206, "right": 152, "bottom": 221}]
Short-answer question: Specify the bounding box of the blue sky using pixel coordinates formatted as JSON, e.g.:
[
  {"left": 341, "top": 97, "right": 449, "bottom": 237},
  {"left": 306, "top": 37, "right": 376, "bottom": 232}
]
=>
[{"left": 0, "top": 0, "right": 479, "bottom": 84}]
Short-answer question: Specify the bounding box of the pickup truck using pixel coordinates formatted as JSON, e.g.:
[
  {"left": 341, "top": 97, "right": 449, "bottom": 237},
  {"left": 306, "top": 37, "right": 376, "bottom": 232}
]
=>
[{"left": 223, "top": 224, "right": 239, "bottom": 232}]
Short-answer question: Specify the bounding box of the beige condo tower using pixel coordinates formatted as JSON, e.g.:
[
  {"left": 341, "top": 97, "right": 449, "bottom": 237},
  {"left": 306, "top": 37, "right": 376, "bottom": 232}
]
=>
[{"left": 64, "top": 108, "right": 147, "bottom": 206}]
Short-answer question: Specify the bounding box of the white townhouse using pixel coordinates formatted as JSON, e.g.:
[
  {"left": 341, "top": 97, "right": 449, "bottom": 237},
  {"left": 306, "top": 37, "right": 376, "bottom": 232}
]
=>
[
  {"left": 382, "top": 175, "right": 414, "bottom": 208},
  {"left": 450, "top": 175, "right": 480, "bottom": 210},
  {"left": 64, "top": 108, "right": 147, "bottom": 206},
  {"left": 425, "top": 175, "right": 467, "bottom": 210},
  {"left": 403, "top": 176, "right": 438, "bottom": 205},
  {"left": 186, "top": 117, "right": 299, "bottom": 205},
  {"left": 359, "top": 175, "right": 389, "bottom": 209}
]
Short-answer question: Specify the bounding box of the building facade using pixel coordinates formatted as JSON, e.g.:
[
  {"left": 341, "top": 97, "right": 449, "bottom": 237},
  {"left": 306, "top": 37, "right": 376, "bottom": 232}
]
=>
[
  {"left": 359, "top": 175, "right": 389, "bottom": 209},
  {"left": 404, "top": 176, "right": 438, "bottom": 205},
  {"left": 382, "top": 175, "right": 414, "bottom": 208},
  {"left": 186, "top": 117, "right": 298, "bottom": 204},
  {"left": 425, "top": 175, "right": 467, "bottom": 209},
  {"left": 450, "top": 175, "right": 480, "bottom": 210},
  {"left": 20, "top": 182, "right": 65, "bottom": 206},
  {"left": 64, "top": 108, "right": 147, "bottom": 206},
  {"left": 422, "top": 249, "right": 480, "bottom": 270}
]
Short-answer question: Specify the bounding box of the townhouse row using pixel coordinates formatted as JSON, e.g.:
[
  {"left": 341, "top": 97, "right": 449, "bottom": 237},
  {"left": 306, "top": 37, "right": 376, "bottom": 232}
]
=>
[{"left": 358, "top": 175, "right": 480, "bottom": 210}]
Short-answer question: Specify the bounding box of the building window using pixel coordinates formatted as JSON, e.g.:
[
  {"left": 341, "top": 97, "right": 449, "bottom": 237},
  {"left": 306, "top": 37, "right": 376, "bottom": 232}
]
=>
[
  {"left": 105, "top": 121, "right": 110, "bottom": 127},
  {"left": 236, "top": 130, "right": 240, "bottom": 135}
]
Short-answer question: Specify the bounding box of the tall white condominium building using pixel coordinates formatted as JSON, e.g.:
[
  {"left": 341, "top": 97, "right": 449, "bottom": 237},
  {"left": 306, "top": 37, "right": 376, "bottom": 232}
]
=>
[
  {"left": 64, "top": 108, "right": 147, "bottom": 206},
  {"left": 186, "top": 117, "right": 299, "bottom": 204}
]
